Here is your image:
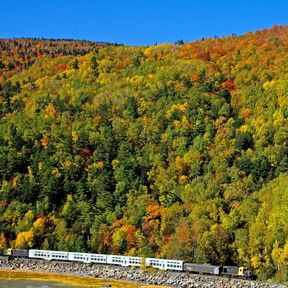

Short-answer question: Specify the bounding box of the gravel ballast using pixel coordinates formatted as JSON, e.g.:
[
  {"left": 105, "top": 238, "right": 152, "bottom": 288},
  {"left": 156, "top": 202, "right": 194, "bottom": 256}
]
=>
[{"left": 0, "top": 258, "right": 286, "bottom": 288}]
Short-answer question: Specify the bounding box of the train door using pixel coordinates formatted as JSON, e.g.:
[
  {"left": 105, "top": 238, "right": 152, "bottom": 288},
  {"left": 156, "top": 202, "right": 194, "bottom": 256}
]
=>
[
  {"left": 45, "top": 253, "right": 52, "bottom": 261},
  {"left": 85, "top": 254, "right": 91, "bottom": 263}
]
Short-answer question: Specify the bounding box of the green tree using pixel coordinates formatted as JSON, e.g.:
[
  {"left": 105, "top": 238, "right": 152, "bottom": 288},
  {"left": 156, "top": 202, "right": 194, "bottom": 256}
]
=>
[
  {"left": 72, "top": 58, "right": 79, "bottom": 70},
  {"left": 90, "top": 51, "right": 99, "bottom": 77}
]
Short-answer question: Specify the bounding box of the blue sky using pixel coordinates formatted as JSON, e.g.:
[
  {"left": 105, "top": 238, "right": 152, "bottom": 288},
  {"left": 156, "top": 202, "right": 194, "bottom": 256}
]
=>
[{"left": 1, "top": 0, "right": 288, "bottom": 45}]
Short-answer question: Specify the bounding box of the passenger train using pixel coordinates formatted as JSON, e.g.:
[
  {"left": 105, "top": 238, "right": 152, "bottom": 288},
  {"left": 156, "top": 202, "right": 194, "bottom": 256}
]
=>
[{"left": 4, "top": 248, "right": 252, "bottom": 278}]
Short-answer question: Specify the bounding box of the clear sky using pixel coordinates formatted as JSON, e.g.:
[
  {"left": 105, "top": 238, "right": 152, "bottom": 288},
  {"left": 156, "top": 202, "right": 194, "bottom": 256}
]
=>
[{"left": 1, "top": 0, "right": 288, "bottom": 46}]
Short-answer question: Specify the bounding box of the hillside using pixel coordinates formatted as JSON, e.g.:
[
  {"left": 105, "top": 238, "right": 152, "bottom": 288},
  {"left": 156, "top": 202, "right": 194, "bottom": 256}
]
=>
[
  {"left": 1, "top": 25, "right": 288, "bottom": 280},
  {"left": 0, "top": 38, "right": 109, "bottom": 76}
]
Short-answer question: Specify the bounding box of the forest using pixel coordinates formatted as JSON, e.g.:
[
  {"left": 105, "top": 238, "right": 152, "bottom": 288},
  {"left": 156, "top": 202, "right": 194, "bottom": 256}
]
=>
[{"left": 1, "top": 25, "right": 288, "bottom": 280}]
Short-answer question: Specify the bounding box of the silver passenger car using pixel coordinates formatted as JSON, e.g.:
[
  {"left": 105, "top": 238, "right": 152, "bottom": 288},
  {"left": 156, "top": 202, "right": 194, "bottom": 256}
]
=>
[
  {"left": 145, "top": 258, "right": 184, "bottom": 271},
  {"left": 106, "top": 255, "right": 142, "bottom": 267},
  {"left": 29, "top": 249, "right": 68, "bottom": 261},
  {"left": 68, "top": 252, "right": 107, "bottom": 264}
]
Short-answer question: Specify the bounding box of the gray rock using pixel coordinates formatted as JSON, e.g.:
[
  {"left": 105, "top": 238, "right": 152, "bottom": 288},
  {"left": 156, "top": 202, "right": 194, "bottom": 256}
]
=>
[{"left": 1, "top": 258, "right": 287, "bottom": 288}]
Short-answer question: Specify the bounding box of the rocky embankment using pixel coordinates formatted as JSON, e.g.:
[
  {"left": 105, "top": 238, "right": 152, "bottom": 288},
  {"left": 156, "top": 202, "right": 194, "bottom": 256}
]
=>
[{"left": 0, "top": 258, "right": 286, "bottom": 288}]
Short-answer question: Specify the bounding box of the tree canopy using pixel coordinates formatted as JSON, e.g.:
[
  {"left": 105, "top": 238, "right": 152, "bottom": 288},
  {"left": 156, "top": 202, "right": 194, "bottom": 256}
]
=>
[{"left": 1, "top": 26, "right": 288, "bottom": 280}]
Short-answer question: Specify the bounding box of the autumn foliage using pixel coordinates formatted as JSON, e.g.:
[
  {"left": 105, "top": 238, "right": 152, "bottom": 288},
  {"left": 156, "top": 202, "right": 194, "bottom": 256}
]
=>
[{"left": 1, "top": 26, "right": 288, "bottom": 280}]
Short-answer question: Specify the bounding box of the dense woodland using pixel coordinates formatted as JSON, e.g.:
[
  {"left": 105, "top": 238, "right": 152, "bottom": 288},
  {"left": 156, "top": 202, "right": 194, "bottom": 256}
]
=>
[{"left": 1, "top": 25, "right": 288, "bottom": 280}]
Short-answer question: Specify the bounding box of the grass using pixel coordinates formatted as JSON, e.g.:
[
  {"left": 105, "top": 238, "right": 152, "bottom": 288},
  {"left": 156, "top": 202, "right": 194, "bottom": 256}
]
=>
[{"left": 0, "top": 269, "right": 169, "bottom": 288}]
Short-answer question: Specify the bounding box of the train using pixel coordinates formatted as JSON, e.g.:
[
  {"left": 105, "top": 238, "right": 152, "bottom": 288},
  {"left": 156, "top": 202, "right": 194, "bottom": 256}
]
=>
[{"left": 4, "top": 248, "right": 252, "bottom": 278}]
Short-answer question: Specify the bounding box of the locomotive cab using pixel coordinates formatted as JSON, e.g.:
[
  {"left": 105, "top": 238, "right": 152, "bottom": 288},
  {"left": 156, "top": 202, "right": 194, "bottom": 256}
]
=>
[{"left": 238, "top": 267, "right": 251, "bottom": 278}]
